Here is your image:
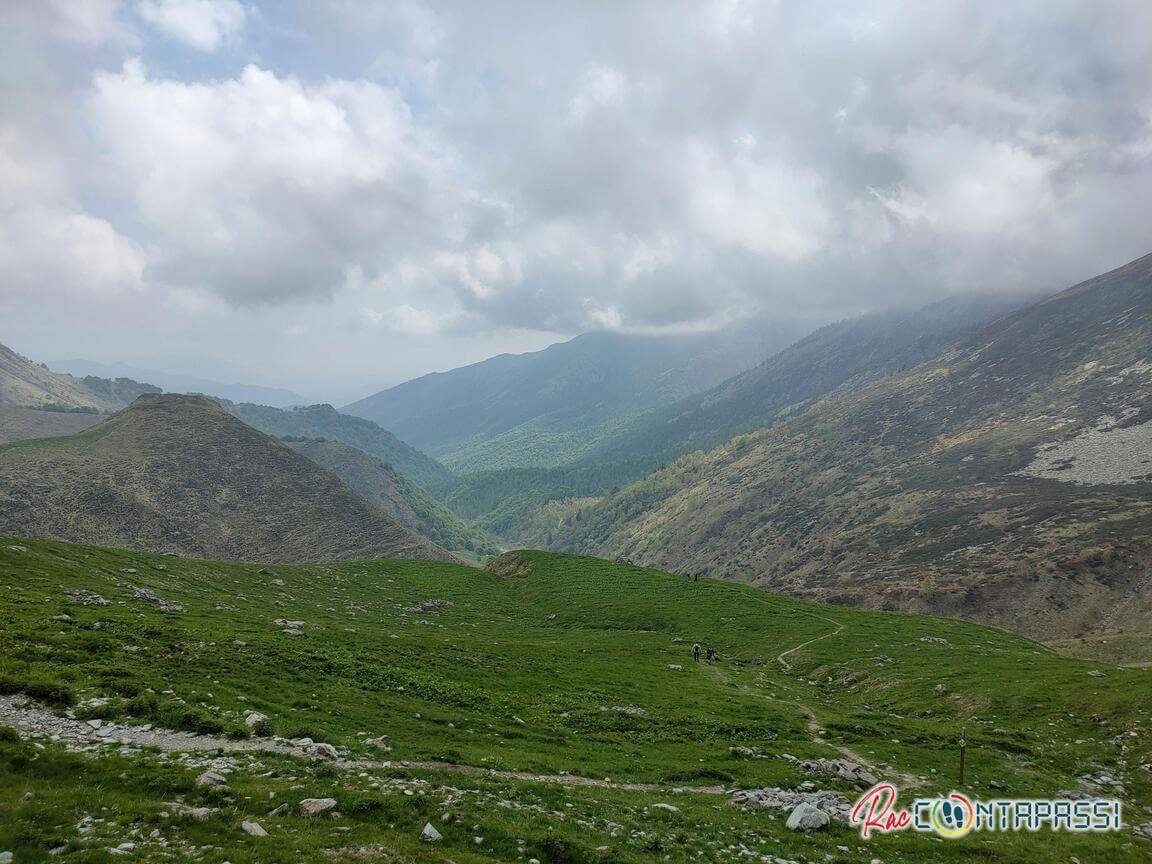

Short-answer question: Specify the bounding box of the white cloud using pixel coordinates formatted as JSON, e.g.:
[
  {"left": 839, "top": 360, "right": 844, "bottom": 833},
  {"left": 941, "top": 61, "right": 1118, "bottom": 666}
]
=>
[
  {"left": 0, "top": 141, "right": 145, "bottom": 300},
  {"left": 87, "top": 60, "right": 470, "bottom": 305},
  {"left": 566, "top": 65, "right": 629, "bottom": 125},
  {"left": 137, "top": 0, "right": 247, "bottom": 51}
]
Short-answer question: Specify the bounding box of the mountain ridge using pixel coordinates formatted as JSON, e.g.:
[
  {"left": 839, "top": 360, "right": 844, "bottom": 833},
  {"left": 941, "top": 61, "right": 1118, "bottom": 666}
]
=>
[
  {"left": 0, "top": 394, "right": 457, "bottom": 564},
  {"left": 528, "top": 252, "right": 1152, "bottom": 657}
]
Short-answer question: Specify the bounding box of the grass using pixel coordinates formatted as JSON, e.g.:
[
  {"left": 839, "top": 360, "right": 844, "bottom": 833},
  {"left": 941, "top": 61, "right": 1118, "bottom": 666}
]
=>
[{"left": 0, "top": 537, "right": 1149, "bottom": 862}]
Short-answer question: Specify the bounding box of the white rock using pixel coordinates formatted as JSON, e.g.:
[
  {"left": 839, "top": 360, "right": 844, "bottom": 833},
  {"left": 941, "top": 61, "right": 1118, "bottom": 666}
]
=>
[
  {"left": 421, "top": 823, "right": 443, "bottom": 842},
  {"left": 651, "top": 803, "right": 679, "bottom": 812},
  {"left": 241, "top": 821, "right": 268, "bottom": 836},
  {"left": 244, "top": 712, "right": 268, "bottom": 728},
  {"left": 196, "top": 770, "right": 229, "bottom": 788}
]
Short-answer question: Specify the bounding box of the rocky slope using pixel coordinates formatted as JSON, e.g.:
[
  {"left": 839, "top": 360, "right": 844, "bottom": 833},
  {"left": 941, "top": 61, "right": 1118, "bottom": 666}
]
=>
[
  {"left": 532, "top": 253, "right": 1152, "bottom": 655},
  {"left": 0, "top": 394, "right": 456, "bottom": 564}
]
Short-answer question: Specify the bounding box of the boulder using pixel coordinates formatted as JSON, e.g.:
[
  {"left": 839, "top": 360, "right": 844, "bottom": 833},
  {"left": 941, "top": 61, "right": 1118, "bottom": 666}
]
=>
[
  {"left": 244, "top": 712, "right": 268, "bottom": 728},
  {"left": 786, "top": 802, "right": 829, "bottom": 831},
  {"left": 299, "top": 798, "right": 338, "bottom": 816},
  {"left": 241, "top": 821, "right": 268, "bottom": 836},
  {"left": 196, "top": 770, "right": 229, "bottom": 788},
  {"left": 308, "top": 742, "right": 339, "bottom": 760},
  {"left": 421, "top": 823, "right": 443, "bottom": 842}
]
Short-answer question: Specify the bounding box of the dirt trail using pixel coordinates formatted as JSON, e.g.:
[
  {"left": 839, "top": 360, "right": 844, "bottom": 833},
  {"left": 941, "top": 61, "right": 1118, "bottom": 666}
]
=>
[
  {"left": 0, "top": 695, "right": 726, "bottom": 795},
  {"left": 759, "top": 615, "right": 923, "bottom": 789}
]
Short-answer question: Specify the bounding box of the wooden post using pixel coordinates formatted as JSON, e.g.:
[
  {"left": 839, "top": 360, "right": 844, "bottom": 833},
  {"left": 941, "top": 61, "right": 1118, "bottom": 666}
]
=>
[{"left": 958, "top": 726, "right": 966, "bottom": 787}]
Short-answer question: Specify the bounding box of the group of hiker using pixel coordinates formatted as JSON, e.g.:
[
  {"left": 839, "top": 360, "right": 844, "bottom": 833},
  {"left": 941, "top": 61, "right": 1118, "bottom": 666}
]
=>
[{"left": 692, "top": 642, "right": 717, "bottom": 663}]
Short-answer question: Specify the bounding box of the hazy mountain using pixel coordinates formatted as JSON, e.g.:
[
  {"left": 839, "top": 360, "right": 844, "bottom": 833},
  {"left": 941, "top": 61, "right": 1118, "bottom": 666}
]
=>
[
  {"left": 0, "top": 406, "right": 103, "bottom": 444},
  {"left": 50, "top": 358, "right": 305, "bottom": 408},
  {"left": 222, "top": 401, "right": 454, "bottom": 494},
  {"left": 344, "top": 320, "right": 814, "bottom": 473},
  {"left": 286, "top": 438, "right": 499, "bottom": 557},
  {"left": 0, "top": 342, "right": 158, "bottom": 411},
  {"left": 530, "top": 253, "right": 1152, "bottom": 646},
  {"left": 438, "top": 295, "right": 1029, "bottom": 541},
  {"left": 0, "top": 394, "right": 456, "bottom": 564},
  {"left": 578, "top": 292, "right": 1032, "bottom": 469}
]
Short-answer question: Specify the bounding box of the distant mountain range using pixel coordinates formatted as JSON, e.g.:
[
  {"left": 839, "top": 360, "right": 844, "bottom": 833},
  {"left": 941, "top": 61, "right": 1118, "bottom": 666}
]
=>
[
  {"left": 50, "top": 358, "right": 305, "bottom": 408},
  {"left": 0, "top": 342, "right": 158, "bottom": 411},
  {"left": 221, "top": 401, "right": 455, "bottom": 494},
  {"left": 527, "top": 253, "right": 1152, "bottom": 648},
  {"left": 0, "top": 394, "right": 456, "bottom": 564},
  {"left": 344, "top": 320, "right": 814, "bottom": 473},
  {"left": 446, "top": 294, "right": 1032, "bottom": 542}
]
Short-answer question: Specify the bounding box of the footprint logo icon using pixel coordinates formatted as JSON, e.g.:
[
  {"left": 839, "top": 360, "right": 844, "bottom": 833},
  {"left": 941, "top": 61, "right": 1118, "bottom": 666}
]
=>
[{"left": 931, "top": 794, "right": 973, "bottom": 838}]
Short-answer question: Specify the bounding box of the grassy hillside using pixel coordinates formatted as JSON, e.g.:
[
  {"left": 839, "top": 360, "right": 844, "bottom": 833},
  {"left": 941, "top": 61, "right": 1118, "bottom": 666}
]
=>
[
  {"left": 0, "top": 394, "right": 455, "bottom": 564},
  {"left": 528, "top": 254, "right": 1152, "bottom": 660},
  {"left": 441, "top": 460, "right": 653, "bottom": 538},
  {"left": 345, "top": 323, "right": 809, "bottom": 473},
  {"left": 0, "top": 540, "right": 1148, "bottom": 862},
  {"left": 0, "top": 341, "right": 158, "bottom": 411},
  {"left": 286, "top": 438, "right": 500, "bottom": 557},
  {"left": 223, "top": 401, "right": 454, "bottom": 494},
  {"left": 0, "top": 406, "right": 102, "bottom": 444}
]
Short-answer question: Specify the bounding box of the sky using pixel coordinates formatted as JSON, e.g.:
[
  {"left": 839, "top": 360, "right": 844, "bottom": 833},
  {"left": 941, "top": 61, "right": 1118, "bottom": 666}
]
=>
[{"left": 3, "top": 1, "right": 1152, "bottom": 401}]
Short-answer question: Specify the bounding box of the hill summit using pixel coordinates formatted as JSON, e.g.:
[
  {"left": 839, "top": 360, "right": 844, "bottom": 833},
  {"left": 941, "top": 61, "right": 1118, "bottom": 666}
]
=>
[{"left": 0, "top": 394, "right": 455, "bottom": 564}]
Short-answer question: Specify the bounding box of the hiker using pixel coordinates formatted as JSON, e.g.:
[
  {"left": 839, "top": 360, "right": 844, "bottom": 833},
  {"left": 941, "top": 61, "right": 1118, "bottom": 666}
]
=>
[
  {"left": 706, "top": 645, "right": 716, "bottom": 663},
  {"left": 693, "top": 642, "right": 701, "bottom": 662}
]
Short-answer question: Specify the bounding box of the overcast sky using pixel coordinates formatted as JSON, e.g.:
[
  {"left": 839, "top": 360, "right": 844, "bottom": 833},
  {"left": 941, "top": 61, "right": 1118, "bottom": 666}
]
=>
[{"left": 3, "top": 1, "right": 1151, "bottom": 399}]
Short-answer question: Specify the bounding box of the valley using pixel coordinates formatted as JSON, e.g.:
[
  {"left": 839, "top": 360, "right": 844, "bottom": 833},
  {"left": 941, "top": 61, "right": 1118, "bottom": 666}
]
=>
[{"left": 1, "top": 538, "right": 1149, "bottom": 862}]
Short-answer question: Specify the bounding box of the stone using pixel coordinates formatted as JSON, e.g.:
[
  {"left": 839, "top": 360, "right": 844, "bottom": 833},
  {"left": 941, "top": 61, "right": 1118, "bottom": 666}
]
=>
[
  {"left": 421, "top": 823, "right": 443, "bottom": 842},
  {"left": 299, "top": 798, "right": 338, "bottom": 816},
  {"left": 196, "top": 770, "right": 229, "bottom": 788},
  {"left": 651, "top": 803, "right": 679, "bottom": 812},
  {"left": 166, "top": 803, "right": 214, "bottom": 821},
  {"left": 668, "top": 664, "right": 683, "bottom": 671},
  {"left": 68, "top": 590, "right": 109, "bottom": 607},
  {"left": 267, "top": 804, "right": 289, "bottom": 817},
  {"left": 786, "top": 802, "right": 830, "bottom": 831},
  {"left": 244, "top": 712, "right": 268, "bottom": 728},
  {"left": 0, "top": 852, "right": 12, "bottom": 863},
  {"left": 308, "top": 742, "right": 339, "bottom": 760},
  {"left": 241, "top": 821, "right": 268, "bottom": 837}
]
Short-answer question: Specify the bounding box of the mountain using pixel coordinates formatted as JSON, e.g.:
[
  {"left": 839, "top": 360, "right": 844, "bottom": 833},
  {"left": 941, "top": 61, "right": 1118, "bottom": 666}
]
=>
[
  {"left": 221, "top": 401, "right": 454, "bottom": 494},
  {"left": 530, "top": 253, "right": 1152, "bottom": 655},
  {"left": 50, "top": 358, "right": 305, "bottom": 408},
  {"left": 285, "top": 438, "right": 499, "bottom": 557},
  {"left": 0, "top": 394, "right": 456, "bottom": 564},
  {"left": 578, "top": 293, "right": 1031, "bottom": 469},
  {"left": 0, "top": 341, "right": 158, "bottom": 411},
  {"left": 344, "top": 321, "right": 813, "bottom": 473},
  {"left": 436, "top": 295, "right": 1028, "bottom": 543}
]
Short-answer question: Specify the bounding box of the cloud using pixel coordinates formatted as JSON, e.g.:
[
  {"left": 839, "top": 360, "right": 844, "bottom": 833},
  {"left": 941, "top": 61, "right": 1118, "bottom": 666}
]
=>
[
  {"left": 5, "top": 0, "right": 1152, "bottom": 392},
  {"left": 137, "top": 0, "right": 247, "bottom": 51},
  {"left": 87, "top": 60, "right": 479, "bottom": 306}
]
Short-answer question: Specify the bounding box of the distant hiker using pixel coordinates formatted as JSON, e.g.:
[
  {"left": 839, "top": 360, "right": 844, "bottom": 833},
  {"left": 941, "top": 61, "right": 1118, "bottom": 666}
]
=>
[
  {"left": 693, "top": 642, "right": 701, "bottom": 662},
  {"left": 706, "top": 645, "right": 716, "bottom": 663}
]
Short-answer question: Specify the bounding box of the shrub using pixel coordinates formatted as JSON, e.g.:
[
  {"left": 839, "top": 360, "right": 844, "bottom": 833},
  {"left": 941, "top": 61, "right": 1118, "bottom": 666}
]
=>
[
  {"left": 0, "top": 676, "right": 76, "bottom": 707},
  {"left": 251, "top": 717, "right": 274, "bottom": 738}
]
